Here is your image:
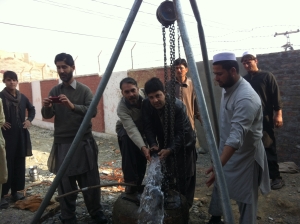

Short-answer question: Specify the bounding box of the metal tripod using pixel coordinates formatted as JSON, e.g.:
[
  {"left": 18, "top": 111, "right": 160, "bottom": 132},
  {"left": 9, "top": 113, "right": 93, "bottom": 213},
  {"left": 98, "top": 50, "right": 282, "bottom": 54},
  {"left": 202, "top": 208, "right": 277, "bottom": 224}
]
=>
[{"left": 31, "top": 0, "right": 233, "bottom": 223}]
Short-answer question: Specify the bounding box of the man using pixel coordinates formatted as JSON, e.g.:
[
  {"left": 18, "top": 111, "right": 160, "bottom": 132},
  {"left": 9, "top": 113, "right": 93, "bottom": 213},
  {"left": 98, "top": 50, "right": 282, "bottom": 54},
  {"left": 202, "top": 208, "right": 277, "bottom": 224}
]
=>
[
  {"left": 115, "top": 77, "right": 148, "bottom": 194},
  {"left": 42, "top": 53, "right": 107, "bottom": 224},
  {"left": 167, "top": 58, "right": 203, "bottom": 152},
  {"left": 206, "top": 52, "right": 270, "bottom": 224},
  {"left": 241, "top": 51, "right": 284, "bottom": 190},
  {"left": 142, "top": 77, "right": 197, "bottom": 208},
  {"left": 0, "top": 71, "right": 35, "bottom": 209},
  {"left": 168, "top": 58, "right": 201, "bottom": 130}
]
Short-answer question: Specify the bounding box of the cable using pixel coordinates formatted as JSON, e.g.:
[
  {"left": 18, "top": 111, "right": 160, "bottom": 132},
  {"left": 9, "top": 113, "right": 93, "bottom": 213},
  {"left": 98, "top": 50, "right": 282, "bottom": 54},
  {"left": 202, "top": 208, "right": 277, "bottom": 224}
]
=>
[
  {"left": 0, "top": 21, "right": 163, "bottom": 46},
  {"left": 33, "top": 0, "right": 160, "bottom": 29},
  {"left": 34, "top": 0, "right": 239, "bottom": 31}
]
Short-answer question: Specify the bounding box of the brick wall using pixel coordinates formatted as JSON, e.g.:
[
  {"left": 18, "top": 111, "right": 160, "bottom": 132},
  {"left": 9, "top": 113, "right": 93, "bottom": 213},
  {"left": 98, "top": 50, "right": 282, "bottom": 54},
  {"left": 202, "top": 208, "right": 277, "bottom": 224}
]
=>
[
  {"left": 128, "top": 67, "right": 166, "bottom": 89},
  {"left": 19, "top": 82, "right": 33, "bottom": 103},
  {"left": 257, "top": 50, "right": 300, "bottom": 166},
  {"left": 75, "top": 74, "right": 105, "bottom": 133},
  {"left": 40, "top": 79, "right": 59, "bottom": 123}
]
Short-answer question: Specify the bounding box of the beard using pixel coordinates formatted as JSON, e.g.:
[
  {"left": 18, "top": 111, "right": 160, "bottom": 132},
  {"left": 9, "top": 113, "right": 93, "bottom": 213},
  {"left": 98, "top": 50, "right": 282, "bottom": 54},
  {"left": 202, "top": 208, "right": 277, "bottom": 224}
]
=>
[
  {"left": 59, "top": 71, "right": 73, "bottom": 83},
  {"left": 127, "top": 95, "right": 139, "bottom": 105},
  {"left": 220, "top": 74, "right": 235, "bottom": 88}
]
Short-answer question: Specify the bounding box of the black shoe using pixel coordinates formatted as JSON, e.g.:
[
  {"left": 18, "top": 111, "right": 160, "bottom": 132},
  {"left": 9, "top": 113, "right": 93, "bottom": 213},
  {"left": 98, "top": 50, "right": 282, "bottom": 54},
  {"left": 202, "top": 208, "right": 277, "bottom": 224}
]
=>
[
  {"left": 207, "top": 216, "right": 224, "bottom": 224},
  {"left": 59, "top": 215, "right": 77, "bottom": 224},
  {"left": 92, "top": 210, "right": 108, "bottom": 224},
  {"left": 12, "top": 192, "right": 25, "bottom": 202},
  {"left": 271, "top": 178, "right": 285, "bottom": 190}
]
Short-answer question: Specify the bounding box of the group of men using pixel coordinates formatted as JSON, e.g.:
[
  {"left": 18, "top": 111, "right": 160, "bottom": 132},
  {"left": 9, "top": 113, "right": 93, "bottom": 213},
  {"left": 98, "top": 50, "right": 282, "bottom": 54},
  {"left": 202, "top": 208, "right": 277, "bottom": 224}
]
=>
[
  {"left": 0, "top": 53, "right": 107, "bottom": 224},
  {"left": 116, "top": 58, "right": 199, "bottom": 208},
  {"left": 0, "top": 50, "right": 283, "bottom": 224},
  {"left": 117, "top": 52, "right": 283, "bottom": 224}
]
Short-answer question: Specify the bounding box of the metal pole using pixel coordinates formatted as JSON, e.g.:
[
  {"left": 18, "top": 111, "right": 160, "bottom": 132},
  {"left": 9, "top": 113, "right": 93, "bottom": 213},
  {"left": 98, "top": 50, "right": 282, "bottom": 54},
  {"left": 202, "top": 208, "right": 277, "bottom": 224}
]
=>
[
  {"left": 98, "top": 50, "right": 102, "bottom": 74},
  {"left": 30, "top": 0, "right": 143, "bottom": 223},
  {"left": 189, "top": 0, "right": 219, "bottom": 144},
  {"left": 131, "top": 43, "right": 136, "bottom": 69},
  {"left": 174, "top": 0, "right": 234, "bottom": 223}
]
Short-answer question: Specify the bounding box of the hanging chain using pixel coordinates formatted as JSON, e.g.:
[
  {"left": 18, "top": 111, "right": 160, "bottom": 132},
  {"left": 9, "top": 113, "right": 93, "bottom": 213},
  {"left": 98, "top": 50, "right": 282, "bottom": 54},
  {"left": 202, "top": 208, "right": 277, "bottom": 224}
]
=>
[
  {"left": 169, "top": 23, "right": 180, "bottom": 193},
  {"left": 162, "top": 25, "right": 170, "bottom": 194}
]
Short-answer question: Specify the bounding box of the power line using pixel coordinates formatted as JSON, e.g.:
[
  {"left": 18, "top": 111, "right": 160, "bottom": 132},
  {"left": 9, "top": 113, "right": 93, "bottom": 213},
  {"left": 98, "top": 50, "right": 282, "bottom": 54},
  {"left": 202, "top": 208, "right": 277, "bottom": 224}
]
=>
[
  {"left": 0, "top": 21, "right": 162, "bottom": 46},
  {"left": 33, "top": 0, "right": 160, "bottom": 29},
  {"left": 34, "top": 0, "right": 239, "bottom": 31}
]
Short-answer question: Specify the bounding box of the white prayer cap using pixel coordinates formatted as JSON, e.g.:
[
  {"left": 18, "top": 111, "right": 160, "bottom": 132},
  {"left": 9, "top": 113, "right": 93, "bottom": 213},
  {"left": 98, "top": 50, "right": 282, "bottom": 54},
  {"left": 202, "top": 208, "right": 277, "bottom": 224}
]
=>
[
  {"left": 242, "top": 51, "right": 256, "bottom": 58},
  {"left": 213, "top": 52, "right": 236, "bottom": 63}
]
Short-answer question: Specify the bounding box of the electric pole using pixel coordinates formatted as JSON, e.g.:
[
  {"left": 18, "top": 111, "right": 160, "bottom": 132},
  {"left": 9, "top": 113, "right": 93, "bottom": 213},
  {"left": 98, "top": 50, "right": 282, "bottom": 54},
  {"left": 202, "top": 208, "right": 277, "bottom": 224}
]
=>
[{"left": 274, "top": 29, "right": 300, "bottom": 51}]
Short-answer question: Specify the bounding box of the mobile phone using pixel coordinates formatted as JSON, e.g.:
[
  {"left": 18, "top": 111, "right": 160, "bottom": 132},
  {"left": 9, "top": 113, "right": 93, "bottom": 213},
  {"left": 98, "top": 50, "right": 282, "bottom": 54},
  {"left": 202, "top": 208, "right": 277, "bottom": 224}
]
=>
[{"left": 49, "top": 96, "right": 61, "bottom": 103}]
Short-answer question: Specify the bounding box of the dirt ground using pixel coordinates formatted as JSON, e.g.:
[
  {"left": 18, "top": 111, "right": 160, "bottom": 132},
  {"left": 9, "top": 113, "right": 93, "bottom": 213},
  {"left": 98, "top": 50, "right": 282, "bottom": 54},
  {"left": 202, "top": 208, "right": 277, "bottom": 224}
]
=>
[{"left": 0, "top": 125, "right": 299, "bottom": 224}]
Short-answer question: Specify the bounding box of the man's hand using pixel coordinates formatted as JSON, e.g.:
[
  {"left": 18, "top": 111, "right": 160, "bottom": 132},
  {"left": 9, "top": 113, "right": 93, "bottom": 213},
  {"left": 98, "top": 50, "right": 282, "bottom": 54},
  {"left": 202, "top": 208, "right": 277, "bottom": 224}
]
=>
[
  {"left": 150, "top": 145, "right": 159, "bottom": 152},
  {"left": 42, "top": 97, "right": 52, "bottom": 107},
  {"left": 273, "top": 110, "right": 283, "bottom": 128},
  {"left": 141, "top": 146, "right": 151, "bottom": 161},
  {"left": 205, "top": 166, "right": 215, "bottom": 187},
  {"left": 2, "top": 122, "right": 11, "bottom": 130},
  {"left": 158, "top": 149, "right": 171, "bottom": 160},
  {"left": 23, "top": 120, "right": 31, "bottom": 129},
  {"left": 58, "top": 94, "right": 75, "bottom": 110}
]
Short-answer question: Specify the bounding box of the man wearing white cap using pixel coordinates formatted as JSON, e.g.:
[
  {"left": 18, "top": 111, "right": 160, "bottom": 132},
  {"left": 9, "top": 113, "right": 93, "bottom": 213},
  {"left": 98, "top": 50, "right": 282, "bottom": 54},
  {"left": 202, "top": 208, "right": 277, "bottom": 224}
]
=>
[
  {"left": 241, "top": 51, "right": 284, "bottom": 190},
  {"left": 205, "top": 52, "right": 270, "bottom": 224}
]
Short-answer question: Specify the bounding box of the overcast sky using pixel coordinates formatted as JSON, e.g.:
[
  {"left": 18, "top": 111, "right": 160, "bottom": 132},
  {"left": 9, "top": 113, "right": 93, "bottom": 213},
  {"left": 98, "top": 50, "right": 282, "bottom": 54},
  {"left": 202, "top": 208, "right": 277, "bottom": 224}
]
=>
[{"left": 0, "top": 0, "right": 299, "bottom": 75}]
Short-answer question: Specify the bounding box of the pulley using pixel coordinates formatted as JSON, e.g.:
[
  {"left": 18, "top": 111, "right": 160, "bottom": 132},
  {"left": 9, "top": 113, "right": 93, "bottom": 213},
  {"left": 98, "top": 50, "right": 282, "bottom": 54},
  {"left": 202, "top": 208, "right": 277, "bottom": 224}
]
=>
[{"left": 156, "top": 1, "right": 176, "bottom": 27}]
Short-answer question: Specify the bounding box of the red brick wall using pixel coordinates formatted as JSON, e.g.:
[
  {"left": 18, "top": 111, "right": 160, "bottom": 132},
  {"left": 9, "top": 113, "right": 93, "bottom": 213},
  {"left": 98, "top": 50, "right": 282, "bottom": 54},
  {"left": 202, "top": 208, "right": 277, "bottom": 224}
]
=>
[
  {"left": 40, "top": 79, "right": 59, "bottom": 123},
  {"left": 75, "top": 74, "right": 105, "bottom": 133},
  {"left": 128, "top": 67, "right": 166, "bottom": 89},
  {"left": 19, "top": 82, "right": 33, "bottom": 103}
]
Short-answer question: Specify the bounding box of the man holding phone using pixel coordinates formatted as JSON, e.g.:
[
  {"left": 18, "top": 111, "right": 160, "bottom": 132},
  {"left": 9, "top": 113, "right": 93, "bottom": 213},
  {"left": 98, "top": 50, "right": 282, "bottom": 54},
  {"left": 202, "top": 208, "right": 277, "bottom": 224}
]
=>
[{"left": 42, "top": 53, "right": 107, "bottom": 224}]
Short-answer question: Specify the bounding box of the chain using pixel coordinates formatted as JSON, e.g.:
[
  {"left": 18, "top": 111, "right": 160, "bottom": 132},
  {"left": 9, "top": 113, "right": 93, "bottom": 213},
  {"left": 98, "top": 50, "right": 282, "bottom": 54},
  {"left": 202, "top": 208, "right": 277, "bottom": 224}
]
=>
[
  {"left": 162, "top": 26, "right": 169, "bottom": 150},
  {"left": 162, "top": 26, "right": 170, "bottom": 194},
  {"left": 169, "top": 23, "right": 180, "bottom": 193}
]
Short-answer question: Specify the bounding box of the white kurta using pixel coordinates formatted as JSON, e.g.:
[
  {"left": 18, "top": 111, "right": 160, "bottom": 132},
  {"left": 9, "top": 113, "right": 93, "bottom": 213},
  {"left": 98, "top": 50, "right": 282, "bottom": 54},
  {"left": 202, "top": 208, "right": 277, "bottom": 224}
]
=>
[{"left": 219, "top": 77, "right": 270, "bottom": 204}]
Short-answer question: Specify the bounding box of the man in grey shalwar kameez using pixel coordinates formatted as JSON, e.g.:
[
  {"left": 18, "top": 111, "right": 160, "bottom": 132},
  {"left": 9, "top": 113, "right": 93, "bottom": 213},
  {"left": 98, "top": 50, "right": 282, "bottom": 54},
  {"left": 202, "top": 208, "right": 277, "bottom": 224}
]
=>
[
  {"left": 42, "top": 53, "right": 107, "bottom": 224},
  {"left": 206, "top": 52, "right": 270, "bottom": 224}
]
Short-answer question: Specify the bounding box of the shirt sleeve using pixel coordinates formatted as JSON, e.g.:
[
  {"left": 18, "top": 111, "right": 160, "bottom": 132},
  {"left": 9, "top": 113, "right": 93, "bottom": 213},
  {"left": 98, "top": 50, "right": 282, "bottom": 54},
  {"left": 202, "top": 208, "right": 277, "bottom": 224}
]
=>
[
  {"left": 0, "top": 99, "right": 5, "bottom": 126},
  {"left": 142, "top": 99, "right": 158, "bottom": 148},
  {"left": 117, "top": 101, "right": 146, "bottom": 150},
  {"left": 268, "top": 73, "right": 282, "bottom": 111},
  {"left": 225, "top": 97, "right": 261, "bottom": 150},
  {"left": 41, "top": 89, "right": 55, "bottom": 119},
  {"left": 72, "top": 87, "right": 97, "bottom": 117},
  {"left": 25, "top": 97, "right": 36, "bottom": 122}
]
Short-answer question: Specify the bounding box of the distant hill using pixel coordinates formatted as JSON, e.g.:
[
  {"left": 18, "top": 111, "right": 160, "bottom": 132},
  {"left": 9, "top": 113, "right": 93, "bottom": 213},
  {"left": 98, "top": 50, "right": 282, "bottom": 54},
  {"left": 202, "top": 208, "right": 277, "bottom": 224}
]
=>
[{"left": 0, "top": 50, "right": 58, "bottom": 82}]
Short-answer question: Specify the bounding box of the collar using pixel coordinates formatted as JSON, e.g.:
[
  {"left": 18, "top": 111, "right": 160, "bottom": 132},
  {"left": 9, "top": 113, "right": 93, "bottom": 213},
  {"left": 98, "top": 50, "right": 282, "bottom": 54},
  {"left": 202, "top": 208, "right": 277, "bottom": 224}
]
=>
[
  {"left": 175, "top": 77, "right": 189, "bottom": 87},
  {"left": 124, "top": 95, "right": 143, "bottom": 109},
  {"left": 248, "top": 69, "right": 261, "bottom": 75},
  {"left": 224, "top": 76, "right": 243, "bottom": 95},
  {"left": 60, "top": 79, "right": 77, "bottom": 89}
]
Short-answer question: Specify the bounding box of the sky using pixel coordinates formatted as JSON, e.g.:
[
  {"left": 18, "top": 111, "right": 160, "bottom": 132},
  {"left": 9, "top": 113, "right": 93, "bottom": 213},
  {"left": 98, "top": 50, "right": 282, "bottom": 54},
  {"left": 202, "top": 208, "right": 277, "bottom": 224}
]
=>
[{"left": 0, "top": 0, "right": 299, "bottom": 75}]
